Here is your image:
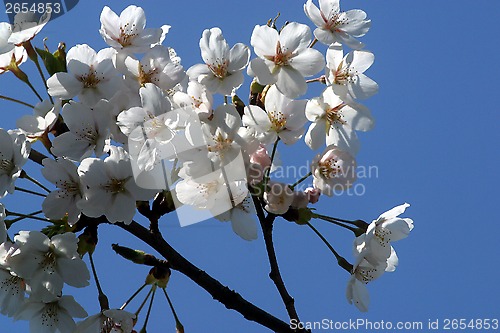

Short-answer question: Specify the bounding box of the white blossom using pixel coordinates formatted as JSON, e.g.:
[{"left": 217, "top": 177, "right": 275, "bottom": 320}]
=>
[
  {"left": 122, "top": 45, "right": 185, "bottom": 91},
  {"left": 8, "top": 231, "right": 90, "bottom": 300},
  {"left": 47, "top": 44, "right": 122, "bottom": 106},
  {"left": 326, "top": 43, "right": 378, "bottom": 102},
  {"left": 311, "top": 145, "right": 356, "bottom": 196},
  {"left": 51, "top": 100, "right": 111, "bottom": 161},
  {"left": 99, "top": 5, "right": 169, "bottom": 54},
  {"left": 243, "top": 85, "right": 307, "bottom": 145},
  {"left": 0, "top": 129, "right": 30, "bottom": 198},
  {"left": 15, "top": 295, "right": 87, "bottom": 333},
  {"left": 304, "top": 0, "right": 370, "bottom": 48},
  {"left": 263, "top": 182, "right": 294, "bottom": 215},
  {"left": 77, "top": 146, "right": 156, "bottom": 224},
  {"left": 248, "top": 22, "right": 325, "bottom": 98},
  {"left": 305, "top": 86, "right": 374, "bottom": 154},
  {"left": 16, "top": 99, "right": 61, "bottom": 142},
  {"left": 41, "top": 158, "right": 83, "bottom": 226}
]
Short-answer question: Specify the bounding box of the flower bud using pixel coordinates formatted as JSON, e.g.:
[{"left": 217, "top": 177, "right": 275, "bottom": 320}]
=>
[
  {"left": 145, "top": 266, "right": 171, "bottom": 288},
  {"left": 250, "top": 145, "right": 271, "bottom": 170},
  {"left": 112, "top": 243, "right": 147, "bottom": 264},
  {"left": 305, "top": 187, "right": 321, "bottom": 204},
  {"left": 264, "top": 182, "right": 294, "bottom": 215},
  {"left": 77, "top": 226, "right": 98, "bottom": 257}
]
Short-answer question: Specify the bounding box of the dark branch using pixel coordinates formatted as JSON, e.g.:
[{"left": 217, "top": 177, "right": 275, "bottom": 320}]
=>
[
  {"left": 116, "top": 220, "right": 296, "bottom": 333},
  {"left": 252, "top": 196, "right": 307, "bottom": 332}
]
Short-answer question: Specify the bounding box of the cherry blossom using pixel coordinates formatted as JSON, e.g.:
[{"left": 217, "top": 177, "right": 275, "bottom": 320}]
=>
[
  {"left": 305, "top": 86, "right": 374, "bottom": 154},
  {"left": 7, "top": 231, "right": 90, "bottom": 299},
  {"left": 99, "top": 5, "right": 169, "bottom": 54},
  {"left": 176, "top": 168, "right": 248, "bottom": 217},
  {"left": 41, "top": 158, "right": 83, "bottom": 226},
  {"left": 173, "top": 81, "right": 214, "bottom": 121},
  {"left": 0, "top": 22, "right": 26, "bottom": 74},
  {"left": 243, "top": 85, "right": 307, "bottom": 145},
  {"left": 77, "top": 146, "right": 156, "bottom": 224},
  {"left": 47, "top": 44, "right": 122, "bottom": 106},
  {"left": 15, "top": 294, "right": 87, "bottom": 333},
  {"left": 304, "top": 0, "right": 371, "bottom": 48},
  {"left": 326, "top": 43, "right": 378, "bottom": 101},
  {"left": 359, "top": 203, "right": 414, "bottom": 267},
  {"left": 263, "top": 182, "right": 294, "bottom": 215},
  {"left": 16, "top": 99, "right": 60, "bottom": 142},
  {"left": 75, "top": 309, "right": 136, "bottom": 333},
  {"left": 0, "top": 129, "right": 30, "bottom": 198},
  {"left": 345, "top": 259, "right": 385, "bottom": 312},
  {"left": 248, "top": 22, "right": 325, "bottom": 98},
  {"left": 51, "top": 100, "right": 111, "bottom": 161},
  {"left": 214, "top": 195, "right": 258, "bottom": 241},
  {"left": 311, "top": 145, "right": 357, "bottom": 196},
  {"left": 187, "top": 27, "right": 250, "bottom": 95},
  {"left": 7, "top": 12, "right": 50, "bottom": 45},
  {"left": 122, "top": 45, "right": 186, "bottom": 91}
]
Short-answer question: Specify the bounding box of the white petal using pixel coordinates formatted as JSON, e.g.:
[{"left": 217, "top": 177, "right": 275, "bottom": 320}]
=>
[{"left": 275, "top": 67, "right": 307, "bottom": 98}]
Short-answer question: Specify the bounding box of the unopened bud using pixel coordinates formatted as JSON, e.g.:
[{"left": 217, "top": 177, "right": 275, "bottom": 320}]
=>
[
  {"left": 53, "top": 42, "right": 67, "bottom": 71},
  {"left": 145, "top": 266, "right": 171, "bottom": 288},
  {"left": 282, "top": 207, "right": 313, "bottom": 225},
  {"left": 250, "top": 80, "right": 265, "bottom": 94},
  {"left": 112, "top": 244, "right": 147, "bottom": 264},
  {"left": 305, "top": 187, "right": 321, "bottom": 204},
  {"left": 231, "top": 94, "right": 245, "bottom": 117},
  {"left": 77, "top": 226, "right": 98, "bottom": 257}
]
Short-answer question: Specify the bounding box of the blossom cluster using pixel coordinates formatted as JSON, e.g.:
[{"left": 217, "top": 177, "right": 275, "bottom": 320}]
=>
[{"left": 0, "top": 0, "right": 413, "bottom": 331}]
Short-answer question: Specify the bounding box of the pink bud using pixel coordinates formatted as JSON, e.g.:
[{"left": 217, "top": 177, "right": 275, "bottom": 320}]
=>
[
  {"left": 305, "top": 187, "right": 321, "bottom": 204},
  {"left": 250, "top": 145, "right": 271, "bottom": 170}
]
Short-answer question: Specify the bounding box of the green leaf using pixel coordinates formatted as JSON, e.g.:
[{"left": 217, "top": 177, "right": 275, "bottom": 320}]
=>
[{"left": 36, "top": 47, "right": 66, "bottom": 76}]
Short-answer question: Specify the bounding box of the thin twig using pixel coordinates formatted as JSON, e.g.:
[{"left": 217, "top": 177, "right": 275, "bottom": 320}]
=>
[{"left": 0, "top": 95, "right": 35, "bottom": 108}]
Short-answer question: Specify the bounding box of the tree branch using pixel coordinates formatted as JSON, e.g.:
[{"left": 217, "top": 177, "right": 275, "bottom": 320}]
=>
[
  {"left": 252, "top": 196, "right": 306, "bottom": 331},
  {"left": 116, "top": 220, "right": 296, "bottom": 333}
]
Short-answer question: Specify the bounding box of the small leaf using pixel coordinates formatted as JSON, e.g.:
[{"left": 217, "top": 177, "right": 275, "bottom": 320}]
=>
[{"left": 36, "top": 46, "right": 66, "bottom": 76}]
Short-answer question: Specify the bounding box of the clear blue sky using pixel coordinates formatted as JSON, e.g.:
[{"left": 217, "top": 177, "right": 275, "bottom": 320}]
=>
[{"left": 1, "top": 0, "right": 499, "bottom": 332}]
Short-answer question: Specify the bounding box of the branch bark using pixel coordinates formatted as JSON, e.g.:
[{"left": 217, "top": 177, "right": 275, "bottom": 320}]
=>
[
  {"left": 116, "top": 220, "right": 296, "bottom": 333},
  {"left": 252, "top": 196, "right": 309, "bottom": 332}
]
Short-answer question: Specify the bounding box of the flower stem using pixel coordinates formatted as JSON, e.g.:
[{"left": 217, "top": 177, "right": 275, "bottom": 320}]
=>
[
  {"left": 23, "top": 78, "right": 44, "bottom": 102},
  {"left": 312, "top": 213, "right": 368, "bottom": 235},
  {"left": 5, "top": 210, "right": 43, "bottom": 228},
  {"left": 14, "top": 186, "right": 47, "bottom": 197},
  {"left": 120, "top": 283, "right": 148, "bottom": 310},
  {"left": 162, "top": 288, "right": 184, "bottom": 330},
  {"left": 26, "top": 41, "right": 53, "bottom": 104},
  {"left": 20, "top": 170, "right": 51, "bottom": 193},
  {"left": 0, "top": 95, "right": 35, "bottom": 108},
  {"left": 290, "top": 171, "right": 312, "bottom": 189},
  {"left": 264, "top": 137, "right": 280, "bottom": 189},
  {"left": 139, "top": 285, "right": 157, "bottom": 333},
  {"left": 135, "top": 285, "right": 155, "bottom": 317},
  {"left": 306, "top": 222, "right": 352, "bottom": 273},
  {"left": 6, "top": 210, "right": 49, "bottom": 222},
  {"left": 88, "top": 252, "right": 110, "bottom": 311},
  {"left": 313, "top": 215, "right": 358, "bottom": 233},
  {"left": 308, "top": 38, "right": 318, "bottom": 48}
]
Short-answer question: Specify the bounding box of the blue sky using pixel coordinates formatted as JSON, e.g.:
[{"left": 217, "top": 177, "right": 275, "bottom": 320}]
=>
[{"left": 1, "top": 0, "right": 500, "bottom": 332}]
